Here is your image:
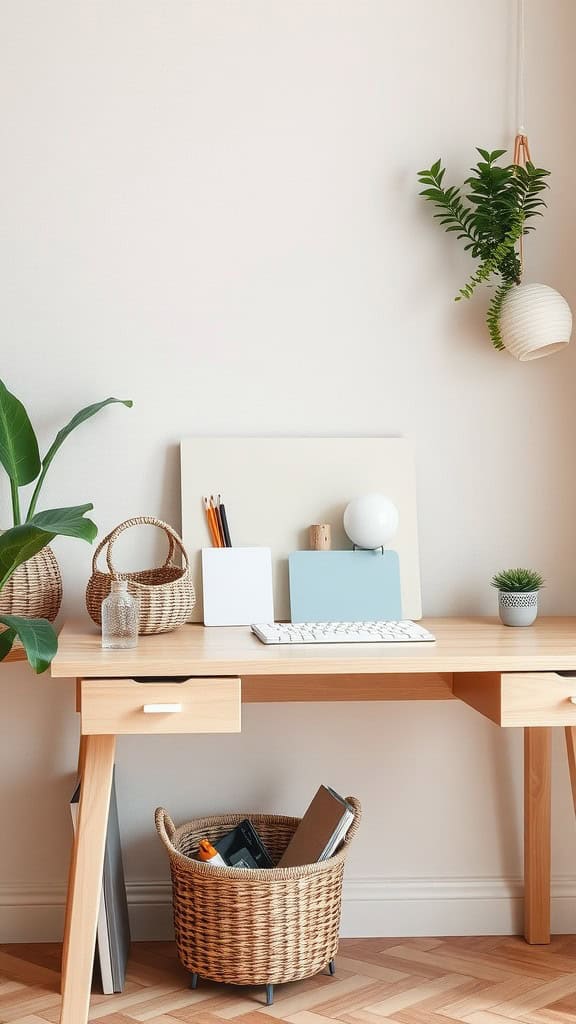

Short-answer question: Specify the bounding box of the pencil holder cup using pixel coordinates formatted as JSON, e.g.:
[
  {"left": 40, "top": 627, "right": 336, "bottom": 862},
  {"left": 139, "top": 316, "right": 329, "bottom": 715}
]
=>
[{"left": 201, "top": 546, "right": 274, "bottom": 626}]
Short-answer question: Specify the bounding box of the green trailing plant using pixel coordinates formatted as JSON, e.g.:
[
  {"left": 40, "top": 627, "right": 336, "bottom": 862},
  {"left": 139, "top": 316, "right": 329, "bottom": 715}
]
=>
[
  {"left": 0, "top": 381, "right": 132, "bottom": 671},
  {"left": 418, "top": 149, "right": 550, "bottom": 349},
  {"left": 491, "top": 568, "right": 545, "bottom": 593}
]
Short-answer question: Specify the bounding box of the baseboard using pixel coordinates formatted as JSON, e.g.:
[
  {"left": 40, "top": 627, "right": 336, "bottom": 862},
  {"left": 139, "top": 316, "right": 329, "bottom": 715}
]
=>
[{"left": 2, "top": 876, "right": 576, "bottom": 942}]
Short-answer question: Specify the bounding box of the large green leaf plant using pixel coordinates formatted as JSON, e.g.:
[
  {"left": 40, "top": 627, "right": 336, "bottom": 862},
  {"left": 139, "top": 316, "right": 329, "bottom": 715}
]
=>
[
  {"left": 0, "top": 381, "right": 132, "bottom": 671},
  {"left": 418, "top": 148, "right": 550, "bottom": 349}
]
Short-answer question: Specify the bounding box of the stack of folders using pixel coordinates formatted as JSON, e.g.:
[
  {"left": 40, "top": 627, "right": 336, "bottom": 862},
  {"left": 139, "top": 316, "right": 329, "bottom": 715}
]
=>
[
  {"left": 70, "top": 768, "right": 131, "bottom": 994},
  {"left": 278, "top": 785, "right": 356, "bottom": 868}
]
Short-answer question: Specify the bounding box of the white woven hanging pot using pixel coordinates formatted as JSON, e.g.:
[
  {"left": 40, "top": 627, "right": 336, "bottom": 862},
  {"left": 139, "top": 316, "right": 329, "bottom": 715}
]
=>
[{"left": 499, "top": 282, "right": 572, "bottom": 361}]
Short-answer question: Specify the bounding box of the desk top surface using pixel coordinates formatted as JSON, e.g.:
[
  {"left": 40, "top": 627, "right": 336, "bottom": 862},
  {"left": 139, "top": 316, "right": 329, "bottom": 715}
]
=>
[{"left": 51, "top": 617, "right": 576, "bottom": 677}]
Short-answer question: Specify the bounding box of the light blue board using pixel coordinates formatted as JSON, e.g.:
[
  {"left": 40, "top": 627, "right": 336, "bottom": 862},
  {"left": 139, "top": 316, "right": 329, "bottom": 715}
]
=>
[{"left": 288, "top": 550, "right": 402, "bottom": 623}]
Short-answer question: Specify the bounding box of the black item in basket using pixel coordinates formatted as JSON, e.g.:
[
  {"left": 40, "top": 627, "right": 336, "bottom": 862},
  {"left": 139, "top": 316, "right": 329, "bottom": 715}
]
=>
[{"left": 214, "top": 818, "right": 274, "bottom": 868}]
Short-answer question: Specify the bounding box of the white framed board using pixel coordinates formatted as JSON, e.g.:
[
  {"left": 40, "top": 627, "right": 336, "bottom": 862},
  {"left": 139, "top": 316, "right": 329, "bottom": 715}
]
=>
[{"left": 180, "top": 437, "right": 422, "bottom": 622}]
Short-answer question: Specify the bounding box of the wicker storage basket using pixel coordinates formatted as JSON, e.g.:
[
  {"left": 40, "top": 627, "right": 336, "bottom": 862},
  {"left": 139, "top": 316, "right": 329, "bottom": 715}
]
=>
[
  {"left": 155, "top": 799, "right": 361, "bottom": 990},
  {"left": 86, "top": 517, "right": 195, "bottom": 634},
  {"left": 0, "top": 545, "right": 62, "bottom": 622}
]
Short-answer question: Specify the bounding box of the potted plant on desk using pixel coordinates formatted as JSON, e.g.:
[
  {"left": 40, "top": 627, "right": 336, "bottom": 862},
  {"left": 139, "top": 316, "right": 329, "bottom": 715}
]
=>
[
  {"left": 0, "top": 379, "right": 132, "bottom": 672},
  {"left": 491, "top": 567, "right": 545, "bottom": 627}
]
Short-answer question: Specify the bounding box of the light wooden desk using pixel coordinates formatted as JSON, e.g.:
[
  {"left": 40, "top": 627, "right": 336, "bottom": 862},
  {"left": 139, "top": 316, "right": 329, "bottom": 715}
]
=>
[{"left": 52, "top": 616, "right": 576, "bottom": 1024}]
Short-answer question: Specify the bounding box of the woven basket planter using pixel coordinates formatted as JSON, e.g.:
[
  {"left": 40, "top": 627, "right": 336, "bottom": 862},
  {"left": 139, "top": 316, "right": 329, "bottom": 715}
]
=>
[
  {"left": 0, "top": 545, "right": 62, "bottom": 622},
  {"left": 86, "top": 517, "right": 195, "bottom": 634},
  {"left": 155, "top": 799, "right": 361, "bottom": 992}
]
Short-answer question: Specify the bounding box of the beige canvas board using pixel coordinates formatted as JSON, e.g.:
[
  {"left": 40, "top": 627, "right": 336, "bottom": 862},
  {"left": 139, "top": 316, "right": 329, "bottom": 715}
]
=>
[{"left": 180, "top": 437, "right": 422, "bottom": 622}]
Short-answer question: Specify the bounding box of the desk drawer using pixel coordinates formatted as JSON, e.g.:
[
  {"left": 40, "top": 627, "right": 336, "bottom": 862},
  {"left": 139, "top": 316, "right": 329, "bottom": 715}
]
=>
[
  {"left": 500, "top": 673, "right": 576, "bottom": 727},
  {"left": 454, "top": 672, "right": 576, "bottom": 727},
  {"left": 80, "top": 677, "right": 241, "bottom": 735}
]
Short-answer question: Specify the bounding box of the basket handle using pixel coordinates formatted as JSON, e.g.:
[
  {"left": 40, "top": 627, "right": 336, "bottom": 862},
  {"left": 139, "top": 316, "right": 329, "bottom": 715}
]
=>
[
  {"left": 91, "top": 517, "right": 189, "bottom": 575},
  {"left": 155, "top": 807, "right": 177, "bottom": 849},
  {"left": 342, "top": 796, "right": 362, "bottom": 848}
]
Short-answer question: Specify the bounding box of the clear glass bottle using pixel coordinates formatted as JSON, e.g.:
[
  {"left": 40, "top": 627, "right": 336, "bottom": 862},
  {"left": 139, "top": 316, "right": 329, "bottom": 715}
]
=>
[{"left": 101, "top": 580, "right": 139, "bottom": 649}]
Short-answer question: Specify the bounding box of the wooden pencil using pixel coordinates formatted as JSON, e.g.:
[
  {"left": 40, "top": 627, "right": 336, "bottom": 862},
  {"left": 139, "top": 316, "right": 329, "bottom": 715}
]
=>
[
  {"left": 203, "top": 496, "right": 220, "bottom": 547},
  {"left": 211, "top": 495, "right": 225, "bottom": 547},
  {"left": 218, "top": 494, "right": 232, "bottom": 547}
]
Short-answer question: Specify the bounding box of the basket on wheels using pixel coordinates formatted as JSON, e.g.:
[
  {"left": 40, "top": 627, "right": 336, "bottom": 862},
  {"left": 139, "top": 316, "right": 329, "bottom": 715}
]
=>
[
  {"left": 86, "top": 516, "right": 195, "bottom": 634},
  {"left": 155, "top": 799, "right": 361, "bottom": 1003}
]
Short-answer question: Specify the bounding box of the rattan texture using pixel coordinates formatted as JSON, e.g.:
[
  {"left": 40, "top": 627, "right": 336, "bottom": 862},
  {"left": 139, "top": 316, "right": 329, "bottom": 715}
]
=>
[
  {"left": 0, "top": 546, "right": 62, "bottom": 622},
  {"left": 155, "top": 799, "right": 361, "bottom": 987},
  {"left": 86, "top": 517, "right": 195, "bottom": 634}
]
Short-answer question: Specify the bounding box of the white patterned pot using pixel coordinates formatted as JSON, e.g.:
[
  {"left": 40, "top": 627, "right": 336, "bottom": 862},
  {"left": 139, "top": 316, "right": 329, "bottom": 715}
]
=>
[
  {"left": 500, "top": 283, "right": 572, "bottom": 361},
  {"left": 498, "top": 591, "right": 538, "bottom": 627}
]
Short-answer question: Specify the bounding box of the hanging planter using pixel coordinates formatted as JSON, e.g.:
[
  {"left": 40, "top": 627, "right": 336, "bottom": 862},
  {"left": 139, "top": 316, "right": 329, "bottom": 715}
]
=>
[
  {"left": 417, "top": 146, "right": 572, "bottom": 359},
  {"left": 499, "top": 283, "right": 572, "bottom": 361},
  {"left": 417, "top": 1, "right": 572, "bottom": 361}
]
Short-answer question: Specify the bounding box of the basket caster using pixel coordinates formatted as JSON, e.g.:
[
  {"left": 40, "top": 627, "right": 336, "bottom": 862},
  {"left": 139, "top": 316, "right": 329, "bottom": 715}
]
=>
[
  {"left": 189, "top": 972, "right": 199, "bottom": 989},
  {"left": 328, "top": 959, "right": 336, "bottom": 976},
  {"left": 265, "top": 983, "right": 274, "bottom": 1006}
]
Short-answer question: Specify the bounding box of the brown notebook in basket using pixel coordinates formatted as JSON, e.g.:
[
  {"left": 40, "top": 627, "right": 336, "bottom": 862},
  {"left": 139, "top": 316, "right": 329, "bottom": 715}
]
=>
[{"left": 278, "top": 785, "right": 355, "bottom": 868}]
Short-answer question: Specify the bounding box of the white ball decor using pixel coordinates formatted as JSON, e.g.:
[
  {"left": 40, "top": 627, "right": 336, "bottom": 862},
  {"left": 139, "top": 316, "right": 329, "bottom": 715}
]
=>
[
  {"left": 499, "top": 283, "right": 572, "bottom": 361},
  {"left": 343, "top": 494, "right": 399, "bottom": 550}
]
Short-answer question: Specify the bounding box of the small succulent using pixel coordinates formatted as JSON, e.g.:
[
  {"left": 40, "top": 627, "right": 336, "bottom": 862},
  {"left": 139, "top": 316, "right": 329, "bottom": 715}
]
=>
[{"left": 491, "top": 568, "right": 545, "bottom": 593}]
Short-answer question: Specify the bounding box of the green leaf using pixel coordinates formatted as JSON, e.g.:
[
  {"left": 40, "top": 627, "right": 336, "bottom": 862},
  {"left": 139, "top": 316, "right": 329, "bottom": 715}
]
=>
[
  {"left": 28, "top": 504, "right": 97, "bottom": 543},
  {"left": 419, "top": 188, "right": 448, "bottom": 200},
  {"left": 26, "top": 397, "right": 132, "bottom": 519},
  {"left": 0, "top": 626, "right": 16, "bottom": 661},
  {"left": 0, "top": 379, "right": 40, "bottom": 486},
  {"left": 0, "top": 615, "right": 57, "bottom": 673},
  {"left": 0, "top": 524, "right": 55, "bottom": 590},
  {"left": 486, "top": 279, "right": 514, "bottom": 350}
]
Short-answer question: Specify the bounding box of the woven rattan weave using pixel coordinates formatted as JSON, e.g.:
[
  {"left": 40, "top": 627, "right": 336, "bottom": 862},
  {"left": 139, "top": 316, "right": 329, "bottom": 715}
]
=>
[
  {"left": 155, "top": 799, "right": 361, "bottom": 988},
  {"left": 0, "top": 545, "right": 62, "bottom": 622},
  {"left": 86, "top": 516, "right": 195, "bottom": 634}
]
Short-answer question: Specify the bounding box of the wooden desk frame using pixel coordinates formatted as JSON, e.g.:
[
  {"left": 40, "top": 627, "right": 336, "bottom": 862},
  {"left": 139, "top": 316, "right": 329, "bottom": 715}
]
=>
[{"left": 51, "top": 617, "right": 576, "bottom": 1024}]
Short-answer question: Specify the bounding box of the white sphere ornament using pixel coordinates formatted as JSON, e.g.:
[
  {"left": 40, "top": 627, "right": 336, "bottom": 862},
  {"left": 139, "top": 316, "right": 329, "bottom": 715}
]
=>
[
  {"left": 499, "top": 283, "right": 572, "bottom": 361},
  {"left": 343, "top": 494, "right": 399, "bottom": 550}
]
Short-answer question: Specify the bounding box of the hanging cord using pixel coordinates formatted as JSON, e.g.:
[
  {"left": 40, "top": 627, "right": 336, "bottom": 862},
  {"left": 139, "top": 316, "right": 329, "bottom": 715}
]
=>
[
  {"left": 516, "top": 0, "right": 526, "bottom": 135},
  {"left": 513, "top": 0, "right": 531, "bottom": 273}
]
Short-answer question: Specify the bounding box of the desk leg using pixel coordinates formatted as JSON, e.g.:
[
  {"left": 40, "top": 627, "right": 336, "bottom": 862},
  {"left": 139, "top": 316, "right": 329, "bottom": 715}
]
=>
[
  {"left": 524, "top": 727, "right": 551, "bottom": 944},
  {"left": 565, "top": 727, "right": 576, "bottom": 814},
  {"left": 60, "top": 734, "right": 88, "bottom": 995},
  {"left": 59, "top": 734, "right": 116, "bottom": 1024}
]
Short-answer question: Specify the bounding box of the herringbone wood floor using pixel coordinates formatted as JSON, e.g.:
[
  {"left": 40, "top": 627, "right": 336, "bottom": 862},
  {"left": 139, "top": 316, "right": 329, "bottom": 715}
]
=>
[{"left": 3, "top": 937, "right": 576, "bottom": 1024}]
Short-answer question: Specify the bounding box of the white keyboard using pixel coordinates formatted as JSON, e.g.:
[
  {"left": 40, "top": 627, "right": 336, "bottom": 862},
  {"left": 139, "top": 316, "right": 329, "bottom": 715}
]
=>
[{"left": 251, "top": 621, "right": 436, "bottom": 645}]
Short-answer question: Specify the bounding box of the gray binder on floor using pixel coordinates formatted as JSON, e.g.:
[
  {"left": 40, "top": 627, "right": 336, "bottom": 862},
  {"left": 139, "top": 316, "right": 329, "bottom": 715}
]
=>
[{"left": 70, "top": 767, "right": 131, "bottom": 993}]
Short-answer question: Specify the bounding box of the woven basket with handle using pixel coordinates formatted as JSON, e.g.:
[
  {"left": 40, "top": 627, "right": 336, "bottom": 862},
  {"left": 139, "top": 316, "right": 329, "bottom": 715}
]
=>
[
  {"left": 155, "top": 798, "right": 361, "bottom": 988},
  {"left": 86, "top": 516, "right": 195, "bottom": 634}
]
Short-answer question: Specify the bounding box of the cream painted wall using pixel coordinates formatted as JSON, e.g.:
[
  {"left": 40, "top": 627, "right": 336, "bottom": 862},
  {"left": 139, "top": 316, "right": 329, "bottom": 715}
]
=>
[{"left": 1, "top": 0, "right": 576, "bottom": 940}]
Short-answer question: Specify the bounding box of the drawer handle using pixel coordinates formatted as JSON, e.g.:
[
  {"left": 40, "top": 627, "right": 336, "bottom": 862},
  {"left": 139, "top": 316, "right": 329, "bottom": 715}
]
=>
[{"left": 143, "top": 703, "right": 182, "bottom": 714}]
